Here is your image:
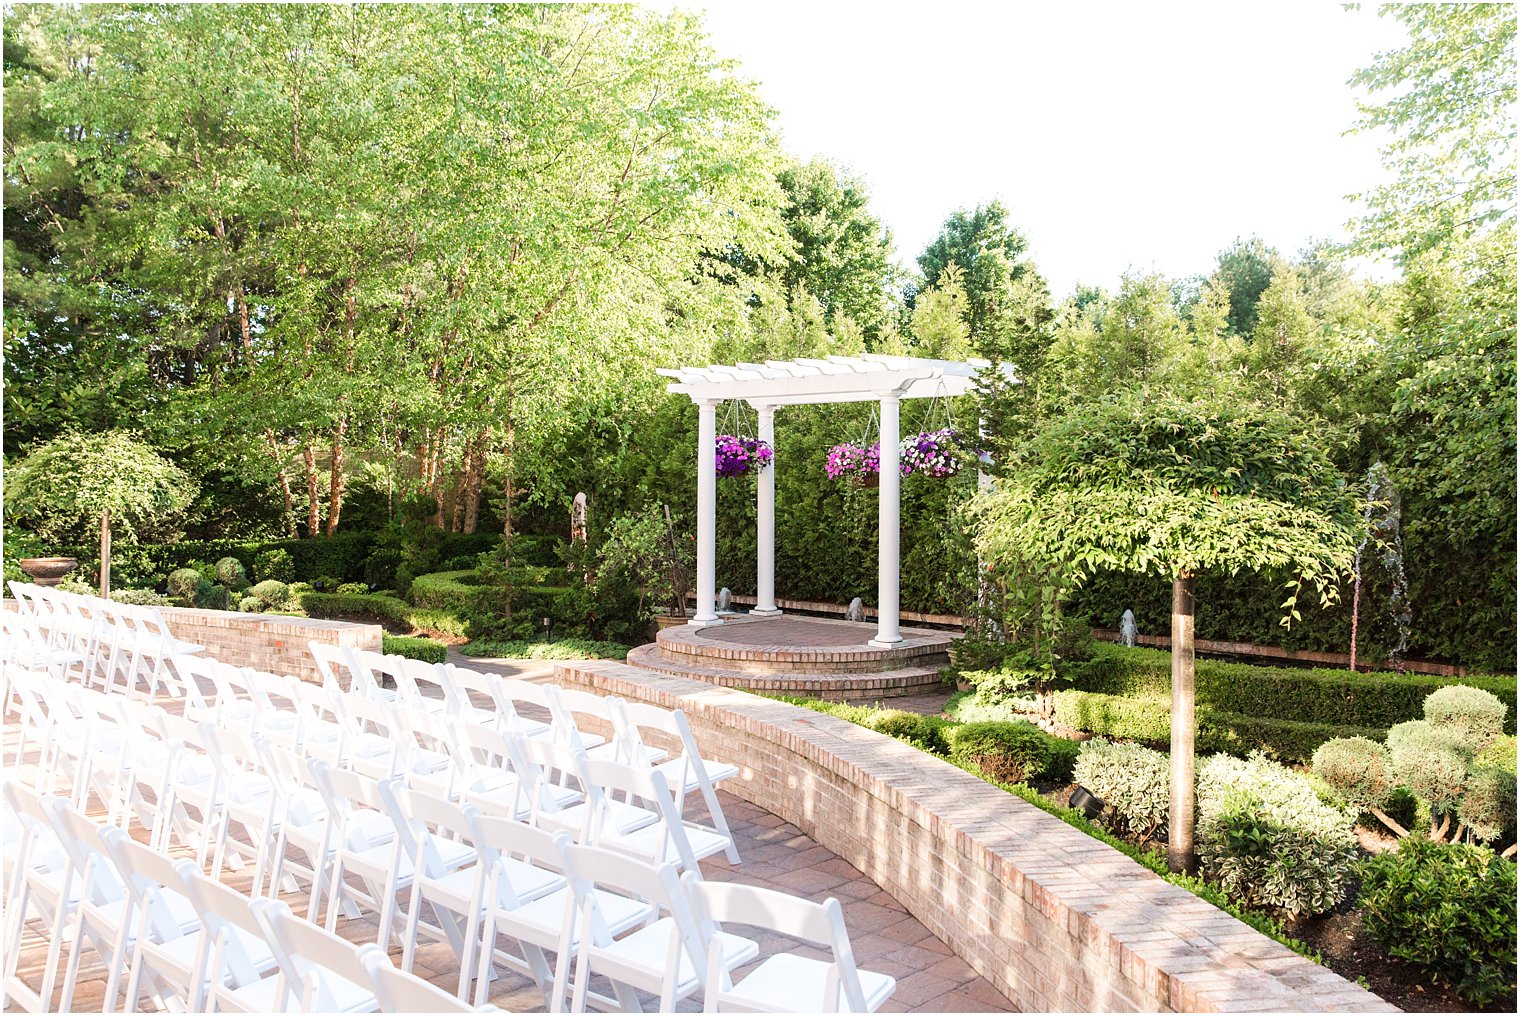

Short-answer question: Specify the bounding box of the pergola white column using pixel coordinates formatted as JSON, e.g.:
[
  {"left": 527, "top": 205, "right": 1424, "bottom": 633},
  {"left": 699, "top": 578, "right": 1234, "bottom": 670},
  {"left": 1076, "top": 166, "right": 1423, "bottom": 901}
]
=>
[
  {"left": 658, "top": 355, "right": 1014, "bottom": 638},
  {"left": 751, "top": 404, "right": 782, "bottom": 617},
  {"left": 691, "top": 398, "right": 721, "bottom": 626},
  {"left": 871, "top": 393, "right": 903, "bottom": 646}
]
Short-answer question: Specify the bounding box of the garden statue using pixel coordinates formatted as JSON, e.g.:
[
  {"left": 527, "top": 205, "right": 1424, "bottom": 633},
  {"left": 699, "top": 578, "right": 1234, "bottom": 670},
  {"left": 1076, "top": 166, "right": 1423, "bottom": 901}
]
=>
[
  {"left": 717, "top": 586, "right": 732, "bottom": 612},
  {"left": 1120, "top": 609, "right": 1137, "bottom": 647},
  {"left": 846, "top": 597, "right": 866, "bottom": 623},
  {"left": 570, "top": 492, "right": 588, "bottom": 545}
]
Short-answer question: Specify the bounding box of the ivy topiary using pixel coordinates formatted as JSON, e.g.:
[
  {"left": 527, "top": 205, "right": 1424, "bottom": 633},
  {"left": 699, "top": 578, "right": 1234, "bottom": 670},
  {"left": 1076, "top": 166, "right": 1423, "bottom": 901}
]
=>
[{"left": 1423, "top": 684, "right": 1508, "bottom": 749}]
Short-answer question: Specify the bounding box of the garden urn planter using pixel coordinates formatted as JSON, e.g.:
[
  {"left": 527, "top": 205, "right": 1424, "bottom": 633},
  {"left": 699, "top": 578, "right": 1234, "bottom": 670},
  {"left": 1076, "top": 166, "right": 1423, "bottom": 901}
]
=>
[
  {"left": 655, "top": 609, "right": 696, "bottom": 630},
  {"left": 18, "top": 556, "right": 79, "bottom": 587}
]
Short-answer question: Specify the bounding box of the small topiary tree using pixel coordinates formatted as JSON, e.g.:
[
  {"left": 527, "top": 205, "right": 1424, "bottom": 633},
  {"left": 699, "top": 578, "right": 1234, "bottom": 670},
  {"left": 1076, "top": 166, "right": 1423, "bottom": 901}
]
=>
[
  {"left": 6, "top": 430, "right": 196, "bottom": 596},
  {"left": 248, "top": 580, "right": 291, "bottom": 610},
  {"left": 946, "top": 721, "right": 1051, "bottom": 784},
  {"left": 166, "top": 567, "right": 210, "bottom": 606},
  {"left": 869, "top": 710, "right": 950, "bottom": 756},
  {"left": 1316, "top": 684, "right": 1515, "bottom": 853}
]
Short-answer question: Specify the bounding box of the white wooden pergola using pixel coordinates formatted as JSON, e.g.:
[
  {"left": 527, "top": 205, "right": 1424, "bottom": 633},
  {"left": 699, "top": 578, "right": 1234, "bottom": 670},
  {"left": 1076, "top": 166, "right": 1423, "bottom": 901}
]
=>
[{"left": 658, "top": 354, "right": 1005, "bottom": 647}]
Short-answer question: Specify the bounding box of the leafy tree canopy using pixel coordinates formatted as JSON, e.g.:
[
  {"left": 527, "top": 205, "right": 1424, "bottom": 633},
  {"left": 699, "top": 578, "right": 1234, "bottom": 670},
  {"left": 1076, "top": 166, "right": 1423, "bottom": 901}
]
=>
[
  {"left": 971, "top": 391, "right": 1363, "bottom": 621},
  {"left": 6, "top": 430, "right": 196, "bottom": 543}
]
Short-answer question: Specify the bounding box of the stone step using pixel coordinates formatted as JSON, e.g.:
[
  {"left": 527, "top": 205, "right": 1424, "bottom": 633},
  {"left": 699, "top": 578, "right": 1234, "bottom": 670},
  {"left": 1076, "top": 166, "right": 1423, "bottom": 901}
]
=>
[{"left": 626, "top": 644, "right": 947, "bottom": 701}]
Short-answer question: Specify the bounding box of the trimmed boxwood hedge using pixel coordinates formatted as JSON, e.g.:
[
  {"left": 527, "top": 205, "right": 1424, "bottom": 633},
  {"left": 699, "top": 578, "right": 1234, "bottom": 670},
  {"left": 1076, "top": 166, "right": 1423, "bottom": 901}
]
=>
[
  {"left": 409, "top": 570, "right": 502, "bottom": 617},
  {"left": 382, "top": 634, "right": 448, "bottom": 664},
  {"left": 1052, "top": 689, "right": 1391, "bottom": 764},
  {"left": 1068, "top": 644, "right": 1515, "bottom": 733},
  {"left": 298, "top": 591, "right": 469, "bottom": 639}
]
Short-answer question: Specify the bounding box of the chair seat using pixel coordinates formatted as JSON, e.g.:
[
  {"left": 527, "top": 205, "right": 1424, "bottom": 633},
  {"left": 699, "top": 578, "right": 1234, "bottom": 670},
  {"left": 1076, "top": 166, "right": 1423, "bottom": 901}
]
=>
[
  {"left": 726, "top": 953, "right": 896, "bottom": 1013},
  {"left": 654, "top": 756, "right": 740, "bottom": 793},
  {"left": 586, "top": 742, "right": 669, "bottom": 766},
  {"left": 230, "top": 966, "right": 374, "bottom": 1012},
  {"left": 550, "top": 799, "right": 658, "bottom": 839},
  {"left": 605, "top": 822, "right": 731, "bottom": 867},
  {"left": 601, "top": 919, "right": 757, "bottom": 995},
  {"left": 509, "top": 887, "right": 653, "bottom": 944}
]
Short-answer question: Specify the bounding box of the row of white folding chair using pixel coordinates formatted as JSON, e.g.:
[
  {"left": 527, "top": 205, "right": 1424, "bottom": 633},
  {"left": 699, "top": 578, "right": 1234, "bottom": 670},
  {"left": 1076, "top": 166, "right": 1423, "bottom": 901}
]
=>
[
  {"left": 6, "top": 581, "right": 205, "bottom": 701},
  {"left": 1, "top": 783, "right": 499, "bottom": 1013}
]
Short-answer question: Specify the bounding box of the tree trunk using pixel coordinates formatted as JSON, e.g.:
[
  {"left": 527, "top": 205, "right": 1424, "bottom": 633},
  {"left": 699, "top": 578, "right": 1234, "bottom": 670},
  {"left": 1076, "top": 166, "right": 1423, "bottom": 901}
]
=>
[
  {"left": 326, "top": 419, "right": 347, "bottom": 536},
  {"left": 501, "top": 424, "right": 516, "bottom": 538},
  {"left": 303, "top": 441, "right": 320, "bottom": 537},
  {"left": 98, "top": 507, "right": 111, "bottom": 598},
  {"left": 1168, "top": 572, "right": 1197, "bottom": 873},
  {"left": 463, "top": 428, "right": 488, "bottom": 535},
  {"left": 264, "top": 429, "right": 297, "bottom": 538}
]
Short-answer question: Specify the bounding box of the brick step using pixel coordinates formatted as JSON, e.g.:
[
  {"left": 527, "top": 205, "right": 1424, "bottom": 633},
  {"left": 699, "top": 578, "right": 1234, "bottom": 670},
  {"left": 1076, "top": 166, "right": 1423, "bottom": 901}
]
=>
[{"left": 626, "top": 644, "right": 947, "bottom": 701}]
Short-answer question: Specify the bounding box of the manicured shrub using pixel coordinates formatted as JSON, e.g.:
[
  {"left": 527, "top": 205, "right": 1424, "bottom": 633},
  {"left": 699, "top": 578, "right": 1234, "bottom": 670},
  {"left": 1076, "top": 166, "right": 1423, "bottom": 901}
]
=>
[
  {"left": 1390, "top": 740, "right": 1468, "bottom": 812},
  {"left": 944, "top": 691, "right": 1031, "bottom": 724},
  {"left": 1053, "top": 690, "right": 1171, "bottom": 743},
  {"left": 237, "top": 595, "right": 264, "bottom": 613},
  {"left": 254, "top": 547, "right": 295, "bottom": 583},
  {"left": 1071, "top": 739, "right": 1170, "bottom": 841},
  {"left": 869, "top": 710, "right": 950, "bottom": 756},
  {"left": 382, "top": 634, "right": 448, "bottom": 664},
  {"left": 201, "top": 584, "right": 230, "bottom": 611},
  {"left": 1458, "top": 767, "right": 1517, "bottom": 843},
  {"left": 1358, "top": 838, "right": 1517, "bottom": 1006},
  {"left": 1067, "top": 643, "right": 1515, "bottom": 733},
  {"left": 214, "top": 556, "right": 250, "bottom": 591},
  {"left": 946, "top": 721, "right": 1050, "bottom": 784},
  {"left": 1423, "top": 684, "right": 1508, "bottom": 747},
  {"left": 1197, "top": 752, "right": 1358, "bottom": 918},
  {"left": 109, "top": 588, "right": 173, "bottom": 606},
  {"left": 248, "top": 580, "right": 291, "bottom": 610},
  {"left": 335, "top": 581, "right": 369, "bottom": 595},
  {"left": 299, "top": 591, "right": 470, "bottom": 640},
  {"left": 1044, "top": 736, "right": 1081, "bottom": 783},
  {"left": 1475, "top": 734, "right": 1517, "bottom": 776},
  {"left": 165, "top": 568, "right": 209, "bottom": 606},
  {"left": 1386, "top": 718, "right": 1470, "bottom": 758},
  {"left": 1312, "top": 737, "right": 1396, "bottom": 811}
]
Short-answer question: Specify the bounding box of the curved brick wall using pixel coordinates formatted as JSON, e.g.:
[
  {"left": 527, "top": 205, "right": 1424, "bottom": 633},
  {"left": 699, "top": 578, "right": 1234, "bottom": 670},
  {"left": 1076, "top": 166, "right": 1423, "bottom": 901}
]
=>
[{"left": 555, "top": 660, "right": 1395, "bottom": 1013}]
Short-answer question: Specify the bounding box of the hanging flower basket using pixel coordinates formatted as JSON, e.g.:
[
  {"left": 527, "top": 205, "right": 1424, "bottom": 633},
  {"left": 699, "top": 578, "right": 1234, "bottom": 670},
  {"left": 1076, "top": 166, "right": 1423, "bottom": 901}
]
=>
[
  {"left": 899, "top": 428, "right": 961, "bottom": 479},
  {"left": 825, "top": 441, "right": 881, "bottom": 487},
  {"left": 715, "top": 434, "right": 772, "bottom": 478}
]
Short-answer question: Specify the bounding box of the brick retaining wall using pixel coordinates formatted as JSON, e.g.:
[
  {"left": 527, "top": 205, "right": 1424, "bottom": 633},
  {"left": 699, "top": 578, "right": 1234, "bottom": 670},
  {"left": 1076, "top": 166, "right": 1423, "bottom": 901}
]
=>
[
  {"left": 155, "top": 606, "right": 381, "bottom": 682},
  {"left": 555, "top": 660, "right": 1395, "bottom": 1013}
]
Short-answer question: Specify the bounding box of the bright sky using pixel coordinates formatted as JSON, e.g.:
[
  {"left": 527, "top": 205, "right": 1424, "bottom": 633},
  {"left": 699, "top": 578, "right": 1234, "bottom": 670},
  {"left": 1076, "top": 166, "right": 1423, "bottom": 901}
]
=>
[{"left": 664, "top": 1, "right": 1410, "bottom": 298}]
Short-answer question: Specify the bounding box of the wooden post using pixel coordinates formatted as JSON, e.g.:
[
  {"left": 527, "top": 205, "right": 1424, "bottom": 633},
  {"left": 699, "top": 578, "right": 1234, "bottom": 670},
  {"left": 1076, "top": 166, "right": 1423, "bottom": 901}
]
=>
[
  {"left": 1168, "top": 572, "right": 1196, "bottom": 873},
  {"left": 98, "top": 507, "right": 112, "bottom": 598}
]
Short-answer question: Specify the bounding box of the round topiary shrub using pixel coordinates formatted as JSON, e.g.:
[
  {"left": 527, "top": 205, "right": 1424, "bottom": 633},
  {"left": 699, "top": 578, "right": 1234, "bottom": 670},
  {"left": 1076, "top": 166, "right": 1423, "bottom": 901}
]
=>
[
  {"left": 946, "top": 721, "right": 1051, "bottom": 784},
  {"left": 336, "top": 581, "right": 369, "bottom": 596},
  {"left": 1387, "top": 719, "right": 1470, "bottom": 758},
  {"left": 1424, "top": 684, "right": 1508, "bottom": 748},
  {"left": 248, "top": 580, "right": 290, "bottom": 610},
  {"left": 1458, "top": 766, "right": 1517, "bottom": 843},
  {"left": 166, "top": 567, "right": 209, "bottom": 606},
  {"left": 238, "top": 595, "right": 265, "bottom": 613},
  {"left": 1071, "top": 738, "right": 1170, "bottom": 841},
  {"left": 1474, "top": 734, "right": 1517, "bottom": 777},
  {"left": 1390, "top": 740, "right": 1469, "bottom": 812},
  {"left": 1312, "top": 736, "right": 1395, "bottom": 811},
  {"left": 110, "top": 588, "right": 173, "bottom": 607},
  {"left": 214, "top": 556, "right": 250, "bottom": 592},
  {"left": 1358, "top": 837, "right": 1517, "bottom": 1007},
  {"left": 869, "top": 710, "right": 949, "bottom": 756}
]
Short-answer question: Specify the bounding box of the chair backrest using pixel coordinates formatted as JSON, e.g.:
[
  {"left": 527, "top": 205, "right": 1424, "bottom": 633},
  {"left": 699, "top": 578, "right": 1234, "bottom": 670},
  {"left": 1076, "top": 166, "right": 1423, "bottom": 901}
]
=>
[
  {"left": 546, "top": 685, "right": 620, "bottom": 752},
  {"left": 385, "top": 782, "right": 479, "bottom": 882},
  {"left": 100, "top": 827, "right": 198, "bottom": 954},
  {"left": 45, "top": 797, "right": 125, "bottom": 909},
  {"left": 250, "top": 897, "right": 382, "bottom": 1012},
  {"left": 361, "top": 950, "right": 487, "bottom": 1013},
  {"left": 437, "top": 663, "right": 498, "bottom": 720},
  {"left": 308, "top": 641, "right": 368, "bottom": 695},
  {"left": 468, "top": 811, "right": 570, "bottom": 909},
  {"left": 176, "top": 861, "right": 277, "bottom": 1007},
  {"left": 487, "top": 677, "right": 558, "bottom": 734},
  {"left": 560, "top": 839, "right": 700, "bottom": 958},
  {"left": 579, "top": 756, "right": 701, "bottom": 869},
  {"left": 682, "top": 875, "right": 869, "bottom": 1013}
]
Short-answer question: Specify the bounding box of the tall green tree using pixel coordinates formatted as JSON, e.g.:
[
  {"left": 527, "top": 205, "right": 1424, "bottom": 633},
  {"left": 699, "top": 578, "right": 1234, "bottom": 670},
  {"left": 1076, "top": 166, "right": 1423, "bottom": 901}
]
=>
[{"left": 917, "top": 200, "right": 1040, "bottom": 347}]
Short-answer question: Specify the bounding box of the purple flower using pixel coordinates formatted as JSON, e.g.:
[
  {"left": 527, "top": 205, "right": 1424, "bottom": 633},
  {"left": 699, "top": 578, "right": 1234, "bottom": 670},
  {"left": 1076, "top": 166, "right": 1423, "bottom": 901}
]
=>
[
  {"left": 716, "top": 434, "right": 772, "bottom": 477},
  {"left": 898, "top": 428, "right": 960, "bottom": 478}
]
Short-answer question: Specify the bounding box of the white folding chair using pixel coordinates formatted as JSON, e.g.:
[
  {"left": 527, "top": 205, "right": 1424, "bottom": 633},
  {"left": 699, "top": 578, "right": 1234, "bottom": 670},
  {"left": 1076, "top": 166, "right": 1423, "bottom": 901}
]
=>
[
  {"left": 484, "top": 676, "right": 558, "bottom": 740},
  {"left": 250, "top": 897, "right": 382, "bottom": 1012},
  {"left": 580, "top": 756, "right": 732, "bottom": 874},
  {"left": 2, "top": 784, "right": 75, "bottom": 1013},
  {"left": 683, "top": 875, "right": 897, "bottom": 1013},
  {"left": 176, "top": 862, "right": 281, "bottom": 1012},
  {"left": 437, "top": 663, "right": 506, "bottom": 727},
  {"left": 514, "top": 736, "right": 658, "bottom": 840},
  {"left": 99, "top": 827, "right": 204, "bottom": 1013},
  {"left": 308, "top": 641, "right": 377, "bottom": 697},
  {"left": 560, "top": 840, "right": 758, "bottom": 1014},
  {"left": 612, "top": 699, "right": 742, "bottom": 862}
]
